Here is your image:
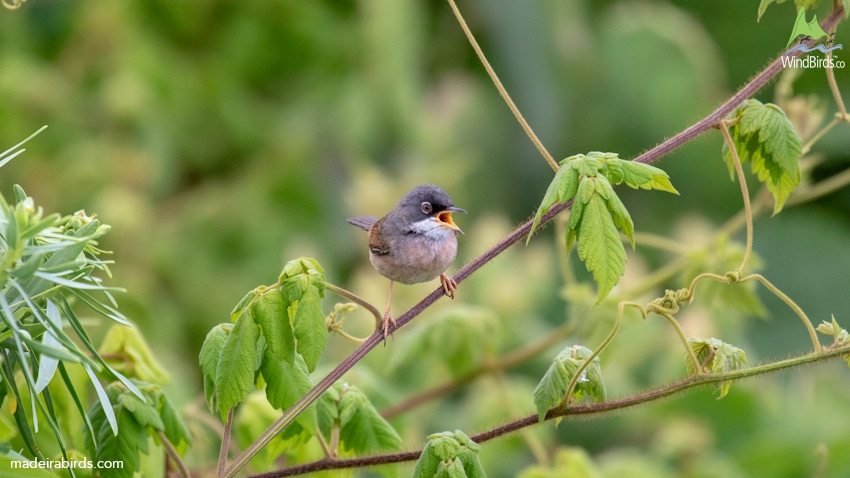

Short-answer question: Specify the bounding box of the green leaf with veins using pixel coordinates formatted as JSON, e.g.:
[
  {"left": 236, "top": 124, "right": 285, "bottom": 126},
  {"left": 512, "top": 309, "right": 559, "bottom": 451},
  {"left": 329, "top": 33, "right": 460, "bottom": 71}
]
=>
[
  {"left": 340, "top": 387, "right": 401, "bottom": 454},
  {"left": 528, "top": 164, "right": 579, "bottom": 243},
  {"left": 724, "top": 99, "right": 802, "bottom": 214},
  {"left": 533, "top": 345, "right": 606, "bottom": 422},
  {"left": 215, "top": 312, "right": 260, "bottom": 419},
  {"left": 575, "top": 179, "right": 628, "bottom": 304},
  {"left": 413, "top": 431, "right": 485, "bottom": 478},
  {"left": 252, "top": 287, "right": 295, "bottom": 365},
  {"left": 530, "top": 153, "right": 676, "bottom": 302}
]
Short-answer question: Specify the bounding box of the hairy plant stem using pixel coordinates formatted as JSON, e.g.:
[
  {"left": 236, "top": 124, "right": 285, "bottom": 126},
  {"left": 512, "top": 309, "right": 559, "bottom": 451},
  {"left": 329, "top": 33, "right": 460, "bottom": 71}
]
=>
[
  {"left": 719, "top": 119, "right": 754, "bottom": 273},
  {"left": 561, "top": 305, "right": 624, "bottom": 409},
  {"left": 324, "top": 283, "right": 383, "bottom": 330},
  {"left": 683, "top": 271, "right": 822, "bottom": 352},
  {"left": 741, "top": 274, "right": 821, "bottom": 352},
  {"left": 218, "top": 408, "right": 234, "bottom": 477},
  {"left": 631, "top": 7, "right": 845, "bottom": 165},
  {"left": 445, "top": 0, "right": 559, "bottom": 172},
  {"left": 158, "top": 430, "right": 190, "bottom": 478},
  {"left": 250, "top": 344, "right": 850, "bottom": 477},
  {"left": 824, "top": 25, "right": 848, "bottom": 119}
]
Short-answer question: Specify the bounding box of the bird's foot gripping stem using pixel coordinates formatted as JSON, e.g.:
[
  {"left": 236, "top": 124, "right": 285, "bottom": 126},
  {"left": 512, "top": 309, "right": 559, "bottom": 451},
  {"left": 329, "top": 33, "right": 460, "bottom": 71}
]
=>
[{"left": 440, "top": 273, "right": 458, "bottom": 299}]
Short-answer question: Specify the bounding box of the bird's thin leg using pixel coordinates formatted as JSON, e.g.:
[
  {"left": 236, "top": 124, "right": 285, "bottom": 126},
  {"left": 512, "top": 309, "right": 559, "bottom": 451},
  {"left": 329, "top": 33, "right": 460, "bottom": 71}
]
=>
[
  {"left": 382, "top": 280, "right": 396, "bottom": 339},
  {"left": 439, "top": 273, "right": 458, "bottom": 299}
]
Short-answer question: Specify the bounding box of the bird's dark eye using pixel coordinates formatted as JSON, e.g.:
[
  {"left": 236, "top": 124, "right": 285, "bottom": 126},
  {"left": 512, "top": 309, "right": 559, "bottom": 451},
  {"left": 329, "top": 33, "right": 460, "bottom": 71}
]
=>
[{"left": 421, "top": 202, "right": 433, "bottom": 214}]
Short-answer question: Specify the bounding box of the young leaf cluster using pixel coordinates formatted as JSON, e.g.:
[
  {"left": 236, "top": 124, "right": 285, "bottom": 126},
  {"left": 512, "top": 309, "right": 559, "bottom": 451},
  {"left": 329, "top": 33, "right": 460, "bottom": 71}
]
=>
[
  {"left": 723, "top": 99, "right": 802, "bottom": 214},
  {"left": 318, "top": 382, "right": 402, "bottom": 456},
  {"left": 199, "top": 257, "right": 328, "bottom": 420},
  {"left": 243, "top": 381, "right": 403, "bottom": 469},
  {"left": 817, "top": 316, "right": 850, "bottom": 366},
  {"left": 686, "top": 338, "right": 748, "bottom": 399},
  {"left": 533, "top": 345, "right": 606, "bottom": 423},
  {"left": 412, "top": 430, "right": 486, "bottom": 478},
  {"left": 99, "top": 324, "right": 172, "bottom": 385},
  {"left": 528, "top": 152, "right": 678, "bottom": 302},
  {"left": 0, "top": 181, "right": 145, "bottom": 462},
  {"left": 85, "top": 382, "right": 191, "bottom": 478}
]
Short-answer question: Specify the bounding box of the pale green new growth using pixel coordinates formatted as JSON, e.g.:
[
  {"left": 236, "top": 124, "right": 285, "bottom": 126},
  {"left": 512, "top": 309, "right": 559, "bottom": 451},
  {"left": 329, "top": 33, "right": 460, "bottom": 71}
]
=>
[
  {"left": 816, "top": 315, "right": 849, "bottom": 344},
  {"left": 413, "top": 430, "right": 485, "bottom": 478},
  {"left": 533, "top": 345, "right": 606, "bottom": 423},
  {"left": 817, "top": 316, "right": 850, "bottom": 366},
  {"left": 528, "top": 152, "right": 677, "bottom": 303},
  {"left": 686, "top": 338, "right": 747, "bottom": 398},
  {"left": 201, "top": 257, "right": 329, "bottom": 419}
]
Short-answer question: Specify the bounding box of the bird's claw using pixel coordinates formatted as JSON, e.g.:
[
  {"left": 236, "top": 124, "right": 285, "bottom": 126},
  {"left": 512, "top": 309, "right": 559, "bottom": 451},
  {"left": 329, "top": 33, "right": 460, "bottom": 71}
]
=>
[
  {"left": 439, "top": 273, "right": 458, "bottom": 299},
  {"left": 382, "top": 312, "right": 396, "bottom": 342}
]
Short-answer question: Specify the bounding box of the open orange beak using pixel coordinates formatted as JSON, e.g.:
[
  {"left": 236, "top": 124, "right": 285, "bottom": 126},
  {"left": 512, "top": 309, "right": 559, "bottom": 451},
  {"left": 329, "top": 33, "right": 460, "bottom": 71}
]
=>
[{"left": 436, "top": 207, "right": 467, "bottom": 235}]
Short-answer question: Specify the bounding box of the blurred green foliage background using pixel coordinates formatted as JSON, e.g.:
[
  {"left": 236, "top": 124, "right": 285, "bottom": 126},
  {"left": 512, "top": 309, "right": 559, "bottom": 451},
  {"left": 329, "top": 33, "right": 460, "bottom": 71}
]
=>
[{"left": 1, "top": 0, "right": 849, "bottom": 476}]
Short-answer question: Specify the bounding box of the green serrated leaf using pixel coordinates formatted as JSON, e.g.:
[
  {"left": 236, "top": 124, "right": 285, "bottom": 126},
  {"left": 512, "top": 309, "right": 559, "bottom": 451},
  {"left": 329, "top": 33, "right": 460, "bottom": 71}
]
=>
[
  {"left": 606, "top": 159, "right": 680, "bottom": 194},
  {"left": 574, "top": 185, "right": 627, "bottom": 304},
  {"left": 528, "top": 164, "right": 580, "bottom": 243},
  {"left": 317, "top": 385, "right": 341, "bottom": 441},
  {"left": 252, "top": 288, "right": 295, "bottom": 364},
  {"left": 118, "top": 392, "right": 165, "bottom": 431},
  {"left": 261, "top": 351, "right": 317, "bottom": 433},
  {"left": 456, "top": 445, "right": 487, "bottom": 478},
  {"left": 594, "top": 176, "right": 635, "bottom": 249},
  {"left": 92, "top": 407, "right": 147, "bottom": 478},
  {"left": 816, "top": 315, "right": 849, "bottom": 344},
  {"left": 215, "top": 313, "right": 261, "bottom": 418},
  {"left": 533, "top": 346, "right": 605, "bottom": 422},
  {"left": 572, "top": 155, "right": 603, "bottom": 178},
  {"left": 280, "top": 257, "right": 326, "bottom": 283},
  {"left": 415, "top": 431, "right": 485, "bottom": 478},
  {"left": 429, "top": 432, "right": 461, "bottom": 460},
  {"left": 199, "top": 324, "right": 230, "bottom": 409},
  {"left": 231, "top": 288, "right": 259, "bottom": 321},
  {"left": 688, "top": 338, "right": 747, "bottom": 398},
  {"left": 740, "top": 102, "right": 801, "bottom": 178},
  {"left": 444, "top": 459, "right": 467, "bottom": 478},
  {"left": 337, "top": 385, "right": 402, "bottom": 454},
  {"left": 412, "top": 444, "right": 443, "bottom": 478},
  {"left": 292, "top": 284, "right": 327, "bottom": 372},
  {"left": 158, "top": 391, "right": 192, "bottom": 454},
  {"left": 533, "top": 358, "right": 570, "bottom": 423},
  {"left": 727, "top": 99, "right": 801, "bottom": 214}
]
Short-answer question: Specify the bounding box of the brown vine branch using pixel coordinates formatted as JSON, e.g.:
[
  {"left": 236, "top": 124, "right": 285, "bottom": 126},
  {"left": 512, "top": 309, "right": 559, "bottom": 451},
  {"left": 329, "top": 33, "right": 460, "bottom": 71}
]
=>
[
  {"left": 631, "top": 6, "right": 845, "bottom": 165},
  {"left": 254, "top": 344, "right": 850, "bottom": 477}
]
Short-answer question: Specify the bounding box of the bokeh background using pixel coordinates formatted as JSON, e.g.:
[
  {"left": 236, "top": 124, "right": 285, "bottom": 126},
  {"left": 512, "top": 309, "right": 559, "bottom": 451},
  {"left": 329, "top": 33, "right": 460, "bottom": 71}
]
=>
[{"left": 1, "top": 0, "right": 849, "bottom": 476}]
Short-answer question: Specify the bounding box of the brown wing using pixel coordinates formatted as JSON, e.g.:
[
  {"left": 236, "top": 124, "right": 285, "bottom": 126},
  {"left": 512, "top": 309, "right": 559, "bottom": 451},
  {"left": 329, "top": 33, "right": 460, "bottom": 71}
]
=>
[{"left": 367, "top": 216, "right": 391, "bottom": 255}]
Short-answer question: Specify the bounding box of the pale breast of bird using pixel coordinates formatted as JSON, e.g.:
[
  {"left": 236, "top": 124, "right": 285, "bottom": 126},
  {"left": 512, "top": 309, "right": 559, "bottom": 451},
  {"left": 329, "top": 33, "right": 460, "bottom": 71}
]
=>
[{"left": 369, "top": 223, "right": 458, "bottom": 285}]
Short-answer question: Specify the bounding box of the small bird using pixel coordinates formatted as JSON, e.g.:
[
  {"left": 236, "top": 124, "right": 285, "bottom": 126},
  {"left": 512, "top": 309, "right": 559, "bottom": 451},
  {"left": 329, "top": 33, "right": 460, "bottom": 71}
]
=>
[{"left": 348, "top": 185, "right": 466, "bottom": 338}]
